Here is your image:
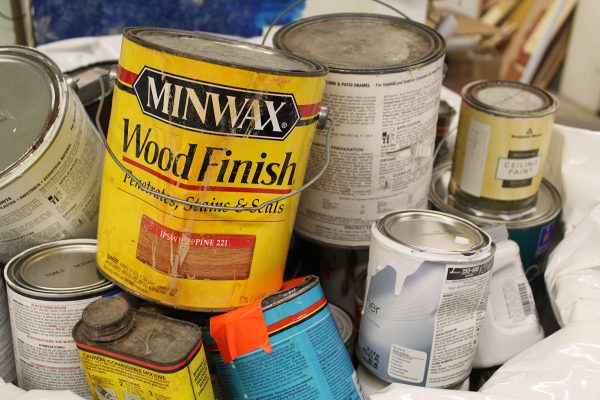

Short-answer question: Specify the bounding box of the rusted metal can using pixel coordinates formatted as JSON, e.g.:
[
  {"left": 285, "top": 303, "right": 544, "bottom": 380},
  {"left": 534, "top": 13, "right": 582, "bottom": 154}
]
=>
[
  {"left": 274, "top": 13, "right": 446, "bottom": 247},
  {"left": 4, "top": 239, "right": 120, "bottom": 397},
  {"left": 96, "top": 28, "right": 327, "bottom": 311},
  {"left": 208, "top": 275, "right": 363, "bottom": 399},
  {"left": 0, "top": 46, "right": 104, "bottom": 264},
  {"left": 73, "top": 296, "right": 214, "bottom": 399},
  {"left": 357, "top": 210, "right": 494, "bottom": 387},
  {"left": 450, "top": 80, "right": 558, "bottom": 212}
]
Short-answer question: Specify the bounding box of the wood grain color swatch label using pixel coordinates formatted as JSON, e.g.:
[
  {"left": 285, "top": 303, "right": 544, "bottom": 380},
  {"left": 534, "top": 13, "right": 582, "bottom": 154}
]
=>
[{"left": 137, "top": 215, "right": 255, "bottom": 280}]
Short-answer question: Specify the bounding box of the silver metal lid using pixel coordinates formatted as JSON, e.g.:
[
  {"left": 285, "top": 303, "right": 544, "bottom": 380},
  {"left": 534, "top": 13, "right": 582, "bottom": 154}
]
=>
[
  {"left": 124, "top": 27, "right": 327, "bottom": 76},
  {"left": 462, "top": 80, "right": 558, "bottom": 118},
  {"left": 4, "top": 239, "right": 113, "bottom": 299},
  {"left": 430, "top": 162, "right": 562, "bottom": 228},
  {"left": 273, "top": 14, "right": 445, "bottom": 73},
  {"left": 0, "top": 46, "right": 66, "bottom": 183},
  {"left": 377, "top": 210, "right": 489, "bottom": 254}
]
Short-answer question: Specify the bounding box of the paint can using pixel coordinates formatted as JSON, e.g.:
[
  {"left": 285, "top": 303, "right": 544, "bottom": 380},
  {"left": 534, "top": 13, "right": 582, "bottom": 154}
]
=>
[
  {"left": 96, "top": 27, "right": 327, "bottom": 311},
  {"left": 357, "top": 210, "right": 494, "bottom": 387},
  {"left": 67, "top": 61, "right": 117, "bottom": 136},
  {"left": 0, "top": 271, "right": 16, "bottom": 384},
  {"left": 329, "top": 303, "right": 357, "bottom": 359},
  {"left": 430, "top": 162, "right": 561, "bottom": 292},
  {"left": 208, "top": 275, "right": 364, "bottom": 399},
  {"left": 0, "top": 46, "right": 104, "bottom": 264},
  {"left": 3, "top": 239, "right": 120, "bottom": 396},
  {"left": 450, "top": 80, "right": 558, "bottom": 212},
  {"left": 73, "top": 296, "right": 214, "bottom": 399},
  {"left": 318, "top": 246, "right": 368, "bottom": 316},
  {"left": 274, "top": 13, "right": 446, "bottom": 247}
]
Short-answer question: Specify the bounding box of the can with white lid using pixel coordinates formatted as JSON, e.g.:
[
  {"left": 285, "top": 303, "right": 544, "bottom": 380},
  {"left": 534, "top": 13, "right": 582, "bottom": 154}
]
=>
[
  {"left": 357, "top": 210, "right": 494, "bottom": 387},
  {"left": 0, "top": 46, "right": 104, "bottom": 264},
  {"left": 4, "top": 239, "right": 120, "bottom": 397}
]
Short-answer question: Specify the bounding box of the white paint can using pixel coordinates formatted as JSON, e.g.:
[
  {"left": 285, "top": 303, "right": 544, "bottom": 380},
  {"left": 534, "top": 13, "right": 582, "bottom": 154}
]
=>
[
  {"left": 0, "top": 46, "right": 103, "bottom": 263},
  {"left": 4, "top": 239, "right": 120, "bottom": 397},
  {"left": 357, "top": 210, "right": 494, "bottom": 387},
  {"left": 274, "top": 14, "right": 446, "bottom": 247}
]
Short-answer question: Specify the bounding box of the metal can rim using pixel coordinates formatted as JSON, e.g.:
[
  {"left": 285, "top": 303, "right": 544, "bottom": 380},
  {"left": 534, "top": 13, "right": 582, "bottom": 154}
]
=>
[
  {"left": 4, "top": 239, "right": 115, "bottom": 300},
  {"left": 0, "top": 45, "right": 69, "bottom": 189},
  {"left": 375, "top": 209, "right": 493, "bottom": 257},
  {"left": 329, "top": 303, "right": 355, "bottom": 347},
  {"left": 123, "top": 27, "right": 328, "bottom": 78},
  {"left": 273, "top": 13, "right": 446, "bottom": 75},
  {"left": 461, "top": 79, "right": 559, "bottom": 118},
  {"left": 430, "top": 162, "right": 562, "bottom": 229},
  {"left": 261, "top": 275, "right": 319, "bottom": 311}
]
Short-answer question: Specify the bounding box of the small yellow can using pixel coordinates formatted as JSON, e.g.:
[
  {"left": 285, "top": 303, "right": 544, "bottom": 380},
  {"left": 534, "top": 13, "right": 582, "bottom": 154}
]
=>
[
  {"left": 450, "top": 80, "right": 558, "bottom": 211},
  {"left": 96, "top": 28, "right": 327, "bottom": 310},
  {"left": 73, "top": 297, "right": 214, "bottom": 399}
]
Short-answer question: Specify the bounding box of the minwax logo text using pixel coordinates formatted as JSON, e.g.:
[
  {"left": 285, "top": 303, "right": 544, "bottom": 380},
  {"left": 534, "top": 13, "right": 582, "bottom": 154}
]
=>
[{"left": 133, "top": 67, "right": 300, "bottom": 140}]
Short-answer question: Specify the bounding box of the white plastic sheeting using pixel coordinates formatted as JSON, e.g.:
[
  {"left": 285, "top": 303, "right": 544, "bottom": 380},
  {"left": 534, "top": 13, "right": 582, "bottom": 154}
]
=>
[
  {"left": 544, "top": 124, "right": 600, "bottom": 231},
  {"left": 545, "top": 204, "right": 600, "bottom": 327},
  {"left": 0, "top": 378, "right": 83, "bottom": 400}
]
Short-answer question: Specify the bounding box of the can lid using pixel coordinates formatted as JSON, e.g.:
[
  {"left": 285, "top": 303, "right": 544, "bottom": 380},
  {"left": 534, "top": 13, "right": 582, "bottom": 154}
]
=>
[
  {"left": 462, "top": 80, "right": 558, "bottom": 117},
  {"left": 273, "top": 14, "right": 445, "bottom": 73},
  {"left": 124, "top": 27, "right": 327, "bottom": 76},
  {"left": 0, "top": 46, "right": 64, "bottom": 180},
  {"left": 329, "top": 303, "right": 354, "bottom": 346},
  {"left": 377, "top": 210, "right": 489, "bottom": 253},
  {"left": 4, "top": 239, "right": 113, "bottom": 299},
  {"left": 80, "top": 297, "right": 134, "bottom": 342}
]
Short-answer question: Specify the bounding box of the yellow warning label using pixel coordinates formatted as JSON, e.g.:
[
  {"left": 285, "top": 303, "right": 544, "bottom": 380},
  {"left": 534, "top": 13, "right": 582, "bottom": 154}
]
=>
[
  {"left": 77, "top": 342, "right": 213, "bottom": 399},
  {"left": 96, "top": 34, "right": 325, "bottom": 310}
]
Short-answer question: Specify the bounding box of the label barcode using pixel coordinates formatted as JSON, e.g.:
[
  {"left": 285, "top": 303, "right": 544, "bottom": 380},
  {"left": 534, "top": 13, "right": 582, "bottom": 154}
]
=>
[{"left": 517, "top": 282, "right": 533, "bottom": 316}]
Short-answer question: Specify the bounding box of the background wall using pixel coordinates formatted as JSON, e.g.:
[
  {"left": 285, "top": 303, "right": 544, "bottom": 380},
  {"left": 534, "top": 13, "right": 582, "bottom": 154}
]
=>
[{"left": 0, "top": 0, "right": 17, "bottom": 44}]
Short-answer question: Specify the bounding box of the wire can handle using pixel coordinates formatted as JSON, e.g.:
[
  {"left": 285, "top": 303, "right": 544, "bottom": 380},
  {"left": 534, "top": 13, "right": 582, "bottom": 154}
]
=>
[
  {"left": 93, "top": 68, "right": 333, "bottom": 212},
  {"left": 261, "top": 0, "right": 411, "bottom": 46}
]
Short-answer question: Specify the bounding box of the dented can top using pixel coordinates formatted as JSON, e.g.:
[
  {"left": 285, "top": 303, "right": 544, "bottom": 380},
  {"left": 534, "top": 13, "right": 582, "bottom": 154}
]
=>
[
  {"left": 73, "top": 296, "right": 202, "bottom": 365},
  {"left": 462, "top": 80, "right": 558, "bottom": 118},
  {"left": 273, "top": 13, "right": 445, "bottom": 73},
  {"left": 376, "top": 210, "right": 491, "bottom": 255},
  {"left": 0, "top": 46, "right": 68, "bottom": 187},
  {"left": 4, "top": 239, "right": 115, "bottom": 300},
  {"left": 124, "top": 27, "right": 327, "bottom": 76}
]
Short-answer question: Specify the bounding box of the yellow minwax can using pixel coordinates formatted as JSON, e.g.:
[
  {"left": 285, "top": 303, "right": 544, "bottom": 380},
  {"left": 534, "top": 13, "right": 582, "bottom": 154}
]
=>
[
  {"left": 450, "top": 80, "right": 558, "bottom": 212},
  {"left": 96, "top": 28, "right": 326, "bottom": 310},
  {"left": 73, "top": 297, "right": 213, "bottom": 400}
]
